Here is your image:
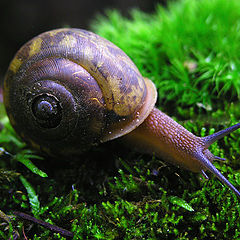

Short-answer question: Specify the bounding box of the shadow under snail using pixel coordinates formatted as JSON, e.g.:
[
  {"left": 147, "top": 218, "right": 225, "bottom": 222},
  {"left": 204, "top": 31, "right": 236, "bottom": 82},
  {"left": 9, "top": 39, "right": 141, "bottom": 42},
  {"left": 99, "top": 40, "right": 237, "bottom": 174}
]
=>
[{"left": 3, "top": 28, "right": 240, "bottom": 197}]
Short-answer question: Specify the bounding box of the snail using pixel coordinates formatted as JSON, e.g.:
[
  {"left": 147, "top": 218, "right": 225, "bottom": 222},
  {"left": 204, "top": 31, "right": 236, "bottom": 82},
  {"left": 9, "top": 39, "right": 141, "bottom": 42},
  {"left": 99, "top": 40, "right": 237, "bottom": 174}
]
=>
[{"left": 3, "top": 28, "right": 240, "bottom": 197}]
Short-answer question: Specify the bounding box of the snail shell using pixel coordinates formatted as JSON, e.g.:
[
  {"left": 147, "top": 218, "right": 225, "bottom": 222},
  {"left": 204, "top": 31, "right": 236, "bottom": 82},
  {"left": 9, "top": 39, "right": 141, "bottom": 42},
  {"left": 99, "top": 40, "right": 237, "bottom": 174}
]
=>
[{"left": 3, "top": 28, "right": 156, "bottom": 155}]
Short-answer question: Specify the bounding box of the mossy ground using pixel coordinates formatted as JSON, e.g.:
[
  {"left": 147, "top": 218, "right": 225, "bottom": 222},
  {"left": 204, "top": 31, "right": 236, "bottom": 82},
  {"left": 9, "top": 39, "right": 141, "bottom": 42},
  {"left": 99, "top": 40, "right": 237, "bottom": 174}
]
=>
[{"left": 1, "top": 0, "right": 240, "bottom": 239}]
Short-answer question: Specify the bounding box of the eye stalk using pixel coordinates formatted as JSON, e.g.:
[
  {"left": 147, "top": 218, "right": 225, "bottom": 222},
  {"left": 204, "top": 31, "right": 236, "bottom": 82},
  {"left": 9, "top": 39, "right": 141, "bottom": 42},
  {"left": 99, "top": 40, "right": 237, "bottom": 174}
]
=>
[{"left": 32, "top": 94, "right": 62, "bottom": 128}]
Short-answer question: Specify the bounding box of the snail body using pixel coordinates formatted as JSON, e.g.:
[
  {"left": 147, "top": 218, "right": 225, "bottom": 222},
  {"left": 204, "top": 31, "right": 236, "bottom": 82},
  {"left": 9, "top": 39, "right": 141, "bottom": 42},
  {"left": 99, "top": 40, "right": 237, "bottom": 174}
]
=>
[{"left": 3, "top": 28, "right": 240, "bottom": 197}]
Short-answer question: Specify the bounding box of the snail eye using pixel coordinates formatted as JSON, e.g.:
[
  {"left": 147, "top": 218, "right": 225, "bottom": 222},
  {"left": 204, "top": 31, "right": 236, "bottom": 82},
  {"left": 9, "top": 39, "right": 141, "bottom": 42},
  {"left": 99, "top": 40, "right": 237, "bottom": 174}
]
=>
[{"left": 31, "top": 94, "right": 62, "bottom": 128}]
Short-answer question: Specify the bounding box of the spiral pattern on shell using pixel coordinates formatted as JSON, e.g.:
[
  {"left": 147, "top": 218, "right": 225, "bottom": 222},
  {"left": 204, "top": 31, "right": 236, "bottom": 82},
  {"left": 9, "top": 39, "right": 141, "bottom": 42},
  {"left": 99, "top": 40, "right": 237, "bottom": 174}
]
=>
[{"left": 3, "top": 28, "right": 156, "bottom": 155}]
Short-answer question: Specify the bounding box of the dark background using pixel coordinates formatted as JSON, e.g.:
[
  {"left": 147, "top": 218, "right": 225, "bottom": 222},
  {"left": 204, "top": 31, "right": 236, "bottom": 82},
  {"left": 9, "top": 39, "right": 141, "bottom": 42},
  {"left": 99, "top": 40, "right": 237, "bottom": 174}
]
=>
[{"left": 0, "top": 0, "right": 167, "bottom": 81}]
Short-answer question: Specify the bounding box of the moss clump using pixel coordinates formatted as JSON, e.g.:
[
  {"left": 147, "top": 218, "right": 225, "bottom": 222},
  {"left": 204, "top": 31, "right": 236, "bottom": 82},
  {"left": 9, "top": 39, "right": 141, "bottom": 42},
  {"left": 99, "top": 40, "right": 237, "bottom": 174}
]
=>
[
  {"left": 1, "top": 0, "right": 240, "bottom": 239},
  {"left": 92, "top": 0, "right": 240, "bottom": 111}
]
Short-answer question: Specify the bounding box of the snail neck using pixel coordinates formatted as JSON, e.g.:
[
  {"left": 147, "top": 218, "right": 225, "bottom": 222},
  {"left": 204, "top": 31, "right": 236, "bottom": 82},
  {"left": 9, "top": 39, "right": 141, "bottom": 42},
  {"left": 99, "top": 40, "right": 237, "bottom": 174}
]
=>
[
  {"left": 123, "top": 107, "right": 240, "bottom": 197},
  {"left": 123, "top": 107, "right": 204, "bottom": 172}
]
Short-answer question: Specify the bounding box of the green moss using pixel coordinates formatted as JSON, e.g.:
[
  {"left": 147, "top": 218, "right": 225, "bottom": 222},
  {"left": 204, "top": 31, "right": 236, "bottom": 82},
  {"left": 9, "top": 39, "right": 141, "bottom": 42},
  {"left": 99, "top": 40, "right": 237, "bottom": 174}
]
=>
[
  {"left": 92, "top": 0, "right": 240, "bottom": 112},
  {"left": 1, "top": 0, "right": 240, "bottom": 239}
]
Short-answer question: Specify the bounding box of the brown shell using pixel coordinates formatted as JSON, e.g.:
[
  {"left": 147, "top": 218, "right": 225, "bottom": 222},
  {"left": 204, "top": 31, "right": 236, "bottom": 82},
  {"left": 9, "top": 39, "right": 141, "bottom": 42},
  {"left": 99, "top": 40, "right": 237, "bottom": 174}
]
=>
[{"left": 3, "top": 28, "right": 156, "bottom": 155}]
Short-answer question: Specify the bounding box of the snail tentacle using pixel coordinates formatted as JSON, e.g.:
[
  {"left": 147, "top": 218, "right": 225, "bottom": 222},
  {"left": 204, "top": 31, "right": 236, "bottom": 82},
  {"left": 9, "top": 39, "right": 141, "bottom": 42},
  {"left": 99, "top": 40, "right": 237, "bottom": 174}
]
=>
[
  {"left": 196, "top": 152, "right": 240, "bottom": 198},
  {"left": 203, "top": 122, "right": 240, "bottom": 148},
  {"left": 214, "top": 156, "right": 226, "bottom": 161},
  {"left": 201, "top": 170, "right": 209, "bottom": 179}
]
